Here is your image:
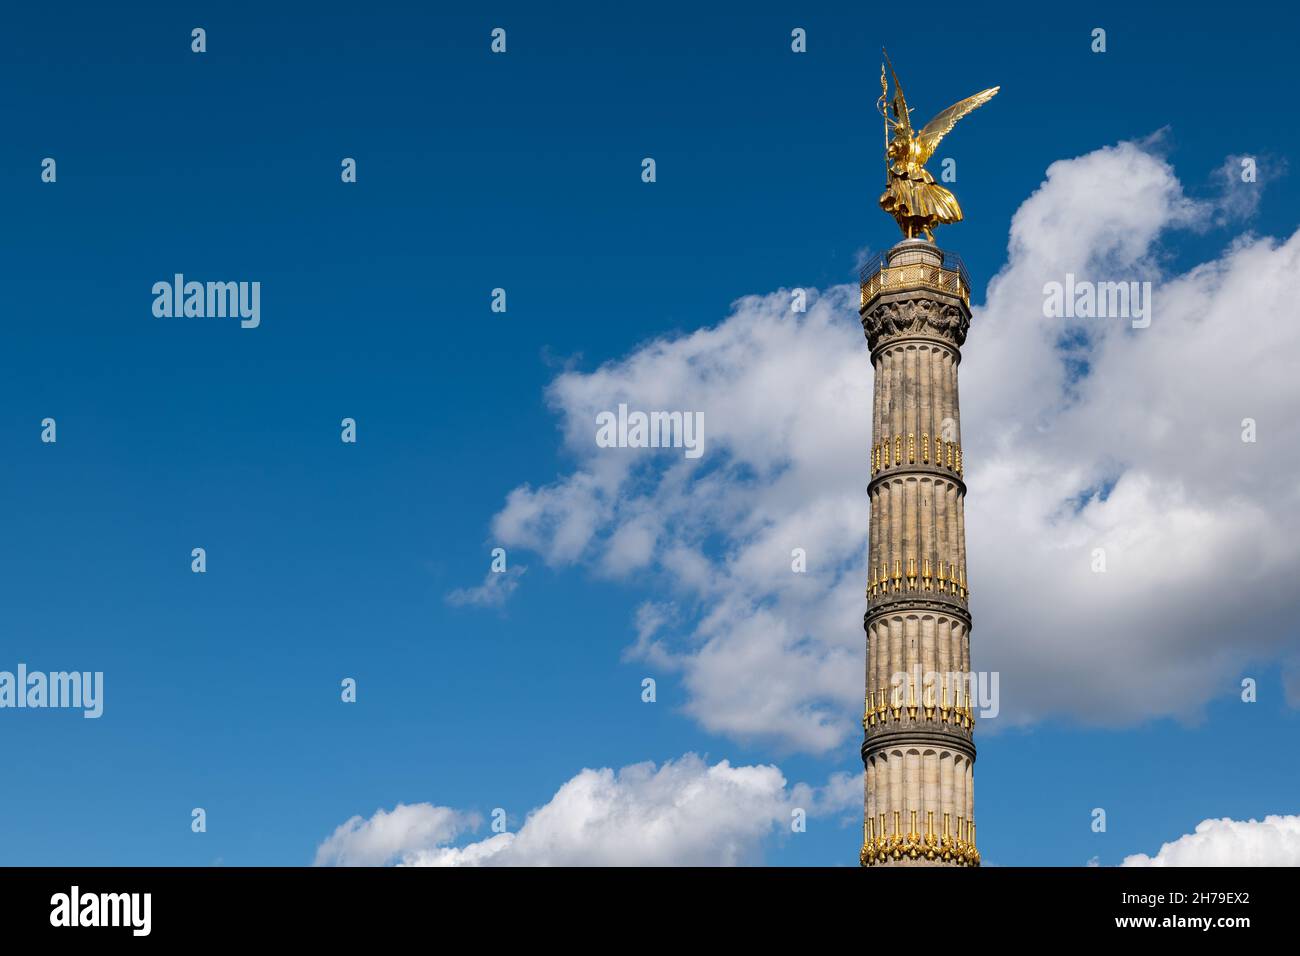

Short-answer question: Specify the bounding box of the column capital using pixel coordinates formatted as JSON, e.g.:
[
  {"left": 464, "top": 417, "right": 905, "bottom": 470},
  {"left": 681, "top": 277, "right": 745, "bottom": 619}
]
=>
[{"left": 862, "top": 294, "right": 971, "bottom": 352}]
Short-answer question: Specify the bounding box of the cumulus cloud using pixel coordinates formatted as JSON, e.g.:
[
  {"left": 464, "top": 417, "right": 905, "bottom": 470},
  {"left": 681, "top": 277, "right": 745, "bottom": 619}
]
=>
[
  {"left": 1121, "top": 814, "right": 1300, "bottom": 866},
  {"left": 490, "top": 288, "right": 871, "bottom": 752},
  {"left": 965, "top": 143, "right": 1300, "bottom": 728},
  {"left": 314, "top": 754, "right": 858, "bottom": 867},
  {"left": 484, "top": 137, "right": 1300, "bottom": 753}
]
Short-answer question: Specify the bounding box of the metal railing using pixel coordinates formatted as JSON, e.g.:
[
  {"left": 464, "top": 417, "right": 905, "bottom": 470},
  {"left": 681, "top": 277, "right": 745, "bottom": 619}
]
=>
[{"left": 859, "top": 249, "right": 971, "bottom": 307}]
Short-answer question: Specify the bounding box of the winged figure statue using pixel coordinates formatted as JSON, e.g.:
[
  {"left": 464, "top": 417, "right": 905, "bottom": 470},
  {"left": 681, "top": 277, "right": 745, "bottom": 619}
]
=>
[{"left": 878, "top": 52, "right": 999, "bottom": 241}]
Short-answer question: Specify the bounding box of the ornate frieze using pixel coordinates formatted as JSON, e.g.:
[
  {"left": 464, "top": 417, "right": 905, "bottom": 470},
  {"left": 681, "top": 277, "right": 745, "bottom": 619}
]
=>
[{"left": 861, "top": 295, "right": 970, "bottom": 351}]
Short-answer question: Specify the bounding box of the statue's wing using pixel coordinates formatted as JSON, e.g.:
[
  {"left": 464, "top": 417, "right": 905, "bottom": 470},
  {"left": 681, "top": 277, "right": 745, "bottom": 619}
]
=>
[{"left": 915, "top": 87, "right": 999, "bottom": 164}]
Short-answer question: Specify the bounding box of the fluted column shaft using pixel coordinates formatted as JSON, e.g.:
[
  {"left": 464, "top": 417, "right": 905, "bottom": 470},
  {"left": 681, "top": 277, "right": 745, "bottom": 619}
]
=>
[{"left": 858, "top": 240, "right": 978, "bottom": 868}]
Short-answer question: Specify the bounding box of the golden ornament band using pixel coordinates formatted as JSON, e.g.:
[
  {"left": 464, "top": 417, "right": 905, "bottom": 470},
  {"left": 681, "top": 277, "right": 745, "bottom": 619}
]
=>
[
  {"left": 871, "top": 435, "right": 962, "bottom": 476},
  {"left": 861, "top": 676, "right": 976, "bottom": 731},
  {"left": 866, "top": 559, "right": 967, "bottom": 601},
  {"left": 860, "top": 810, "right": 980, "bottom": 867}
]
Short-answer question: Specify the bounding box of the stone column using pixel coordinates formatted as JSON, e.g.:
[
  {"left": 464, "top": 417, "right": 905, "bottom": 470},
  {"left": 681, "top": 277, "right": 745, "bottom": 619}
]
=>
[{"left": 859, "top": 240, "right": 979, "bottom": 867}]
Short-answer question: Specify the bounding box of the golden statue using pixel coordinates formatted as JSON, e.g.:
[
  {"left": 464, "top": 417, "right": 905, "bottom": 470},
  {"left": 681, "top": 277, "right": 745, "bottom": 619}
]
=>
[{"left": 877, "top": 52, "right": 998, "bottom": 241}]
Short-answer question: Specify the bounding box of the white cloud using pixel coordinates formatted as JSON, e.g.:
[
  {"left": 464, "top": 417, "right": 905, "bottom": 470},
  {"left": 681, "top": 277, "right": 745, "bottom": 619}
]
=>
[
  {"left": 314, "top": 803, "right": 479, "bottom": 867},
  {"left": 1211, "top": 152, "right": 1286, "bottom": 225},
  {"left": 489, "top": 287, "right": 871, "bottom": 752},
  {"left": 445, "top": 565, "right": 525, "bottom": 608},
  {"left": 314, "top": 754, "right": 858, "bottom": 867},
  {"left": 485, "top": 137, "right": 1300, "bottom": 753},
  {"left": 1122, "top": 814, "right": 1300, "bottom": 866}
]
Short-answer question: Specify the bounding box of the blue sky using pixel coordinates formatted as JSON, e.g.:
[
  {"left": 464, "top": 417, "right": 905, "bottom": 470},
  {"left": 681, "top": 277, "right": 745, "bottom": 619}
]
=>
[{"left": 2, "top": 1, "right": 1298, "bottom": 866}]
